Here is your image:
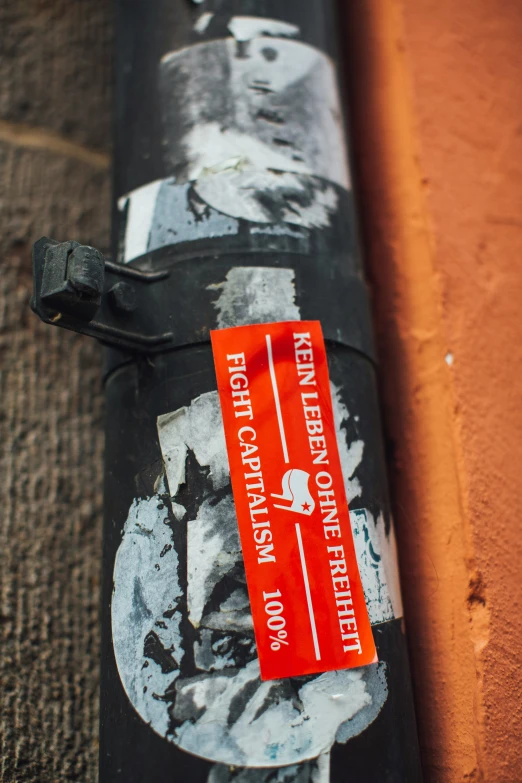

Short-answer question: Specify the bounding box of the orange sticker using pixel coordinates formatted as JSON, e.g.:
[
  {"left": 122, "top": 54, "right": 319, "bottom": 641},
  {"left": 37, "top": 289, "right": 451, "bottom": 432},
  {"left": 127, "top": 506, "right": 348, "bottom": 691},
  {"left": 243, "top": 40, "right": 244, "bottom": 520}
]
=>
[{"left": 211, "top": 321, "right": 377, "bottom": 681}]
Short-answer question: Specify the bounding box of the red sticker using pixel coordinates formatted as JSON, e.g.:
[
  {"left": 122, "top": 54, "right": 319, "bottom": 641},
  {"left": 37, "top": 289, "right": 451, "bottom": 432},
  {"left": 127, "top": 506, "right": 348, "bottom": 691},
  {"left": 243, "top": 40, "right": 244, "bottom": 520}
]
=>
[{"left": 211, "top": 321, "right": 377, "bottom": 681}]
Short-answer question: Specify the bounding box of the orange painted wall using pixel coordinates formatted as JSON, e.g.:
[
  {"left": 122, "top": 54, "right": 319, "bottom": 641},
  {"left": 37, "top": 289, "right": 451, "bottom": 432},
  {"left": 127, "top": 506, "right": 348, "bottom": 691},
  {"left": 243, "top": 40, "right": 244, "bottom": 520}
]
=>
[{"left": 344, "top": 1, "right": 522, "bottom": 781}]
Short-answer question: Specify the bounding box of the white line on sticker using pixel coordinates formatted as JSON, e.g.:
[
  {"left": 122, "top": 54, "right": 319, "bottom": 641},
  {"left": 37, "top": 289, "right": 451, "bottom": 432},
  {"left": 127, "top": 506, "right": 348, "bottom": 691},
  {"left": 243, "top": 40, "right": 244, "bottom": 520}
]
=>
[
  {"left": 295, "top": 522, "right": 321, "bottom": 661},
  {"left": 266, "top": 334, "right": 290, "bottom": 464}
]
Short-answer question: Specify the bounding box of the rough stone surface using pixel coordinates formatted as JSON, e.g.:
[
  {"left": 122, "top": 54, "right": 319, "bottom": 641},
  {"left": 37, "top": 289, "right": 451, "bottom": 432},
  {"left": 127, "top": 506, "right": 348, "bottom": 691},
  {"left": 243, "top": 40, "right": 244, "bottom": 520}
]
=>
[
  {"left": 0, "top": 1, "right": 112, "bottom": 781},
  {"left": 0, "top": 0, "right": 113, "bottom": 148}
]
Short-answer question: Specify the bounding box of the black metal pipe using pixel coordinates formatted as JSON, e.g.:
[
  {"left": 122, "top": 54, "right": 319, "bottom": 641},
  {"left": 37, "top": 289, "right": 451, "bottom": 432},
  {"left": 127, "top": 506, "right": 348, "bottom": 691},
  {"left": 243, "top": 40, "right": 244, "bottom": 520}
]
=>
[{"left": 33, "top": 1, "right": 422, "bottom": 780}]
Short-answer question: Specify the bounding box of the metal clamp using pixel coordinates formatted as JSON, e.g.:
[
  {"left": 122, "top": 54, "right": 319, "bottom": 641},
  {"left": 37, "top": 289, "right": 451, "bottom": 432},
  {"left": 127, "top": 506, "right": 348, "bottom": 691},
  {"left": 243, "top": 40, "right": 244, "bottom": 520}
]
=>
[{"left": 31, "top": 237, "right": 174, "bottom": 353}]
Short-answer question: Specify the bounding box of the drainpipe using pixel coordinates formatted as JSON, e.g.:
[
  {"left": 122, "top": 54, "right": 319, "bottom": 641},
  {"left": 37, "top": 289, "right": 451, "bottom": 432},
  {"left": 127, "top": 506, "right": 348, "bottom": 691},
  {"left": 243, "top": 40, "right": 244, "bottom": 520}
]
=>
[{"left": 31, "top": 1, "right": 422, "bottom": 781}]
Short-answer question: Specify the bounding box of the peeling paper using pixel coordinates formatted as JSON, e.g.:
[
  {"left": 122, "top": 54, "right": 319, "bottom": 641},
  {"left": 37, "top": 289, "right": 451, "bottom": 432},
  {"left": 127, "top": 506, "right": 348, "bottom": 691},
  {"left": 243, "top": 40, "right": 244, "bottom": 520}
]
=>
[
  {"left": 118, "top": 172, "right": 334, "bottom": 263},
  {"left": 118, "top": 179, "right": 162, "bottom": 262},
  {"left": 157, "top": 392, "right": 229, "bottom": 496},
  {"left": 118, "top": 31, "right": 348, "bottom": 262},
  {"left": 154, "top": 379, "right": 401, "bottom": 629},
  {"left": 112, "top": 267, "right": 397, "bottom": 767},
  {"left": 194, "top": 161, "right": 339, "bottom": 227},
  {"left": 350, "top": 509, "right": 403, "bottom": 623},
  {"left": 160, "top": 38, "right": 350, "bottom": 187},
  {"left": 118, "top": 178, "right": 238, "bottom": 264},
  {"left": 194, "top": 11, "right": 213, "bottom": 33},
  {"left": 111, "top": 483, "right": 183, "bottom": 736},
  {"left": 331, "top": 382, "right": 403, "bottom": 623},
  {"left": 208, "top": 761, "right": 316, "bottom": 782},
  {"left": 209, "top": 267, "right": 300, "bottom": 329},
  {"left": 172, "top": 659, "right": 383, "bottom": 767},
  {"left": 187, "top": 496, "right": 242, "bottom": 627},
  {"left": 227, "top": 17, "right": 299, "bottom": 42},
  {"left": 250, "top": 224, "right": 306, "bottom": 239},
  {"left": 207, "top": 751, "right": 329, "bottom": 782},
  {"left": 330, "top": 382, "right": 364, "bottom": 505},
  {"left": 160, "top": 36, "right": 350, "bottom": 227},
  {"left": 334, "top": 661, "right": 388, "bottom": 742},
  {"left": 112, "top": 388, "right": 390, "bottom": 766},
  {"left": 312, "top": 753, "right": 331, "bottom": 783}
]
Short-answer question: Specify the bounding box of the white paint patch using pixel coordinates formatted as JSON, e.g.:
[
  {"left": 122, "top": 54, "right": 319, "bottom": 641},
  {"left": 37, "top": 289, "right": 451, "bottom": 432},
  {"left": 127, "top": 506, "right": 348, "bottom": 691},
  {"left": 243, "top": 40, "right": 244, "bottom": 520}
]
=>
[
  {"left": 173, "top": 659, "right": 377, "bottom": 767},
  {"left": 113, "top": 398, "right": 389, "bottom": 765},
  {"left": 185, "top": 122, "right": 311, "bottom": 181},
  {"left": 118, "top": 179, "right": 162, "bottom": 263},
  {"left": 445, "top": 351, "right": 454, "bottom": 366},
  {"left": 203, "top": 610, "right": 254, "bottom": 633},
  {"left": 207, "top": 754, "right": 329, "bottom": 782},
  {"left": 194, "top": 11, "right": 213, "bottom": 33},
  {"left": 227, "top": 16, "right": 299, "bottom": 42},
  {"left": 118, "top": 178, "right": 239, "bottom": 264},
  {"left": 202, "top": 587, "right": 254, "bottom": 633},
  {"left": 350, "top": 509, "right": 403, "bottom": 623},
  {"left": 111, "top": 484, "right": 183, "bottom": 736},
  {"left": 209, "top": 267, "right": 300, "bottom": 328},
  {"left": 157, "top": 392, "right": 229, "bottom": 497},
  {"left": 312, "top": 753, "right": 331, "bottom": 783},
  {"left": 187, "top": 496, "right": 242, "bottom": 628},
  {"left": 331, "top": 382, "right": 403, "bottom": 623},
  {"left": 161, "top": 38, "right": 349, "bottom": 187}
]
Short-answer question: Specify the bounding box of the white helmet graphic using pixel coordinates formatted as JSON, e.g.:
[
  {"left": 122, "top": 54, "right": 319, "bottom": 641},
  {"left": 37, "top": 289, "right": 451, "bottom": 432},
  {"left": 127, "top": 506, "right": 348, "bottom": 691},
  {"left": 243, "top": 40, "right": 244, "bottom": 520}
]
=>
[{"left": 271, "top": 468, "right": 315, "bottom": 516}]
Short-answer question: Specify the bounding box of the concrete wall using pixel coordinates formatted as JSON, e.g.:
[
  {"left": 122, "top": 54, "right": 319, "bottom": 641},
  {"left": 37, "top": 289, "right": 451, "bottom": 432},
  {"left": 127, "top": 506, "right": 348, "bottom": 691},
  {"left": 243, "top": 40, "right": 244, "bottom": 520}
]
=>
[{"left": 345, "top": 1, "right": 522, "bottom": 781}]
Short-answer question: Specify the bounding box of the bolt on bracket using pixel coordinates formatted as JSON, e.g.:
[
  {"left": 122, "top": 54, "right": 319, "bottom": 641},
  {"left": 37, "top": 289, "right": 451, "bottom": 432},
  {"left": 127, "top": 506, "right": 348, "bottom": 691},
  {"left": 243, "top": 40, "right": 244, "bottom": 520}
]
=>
[{"left": 31, "top": 237, "right": 174, "bottom": 353}]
